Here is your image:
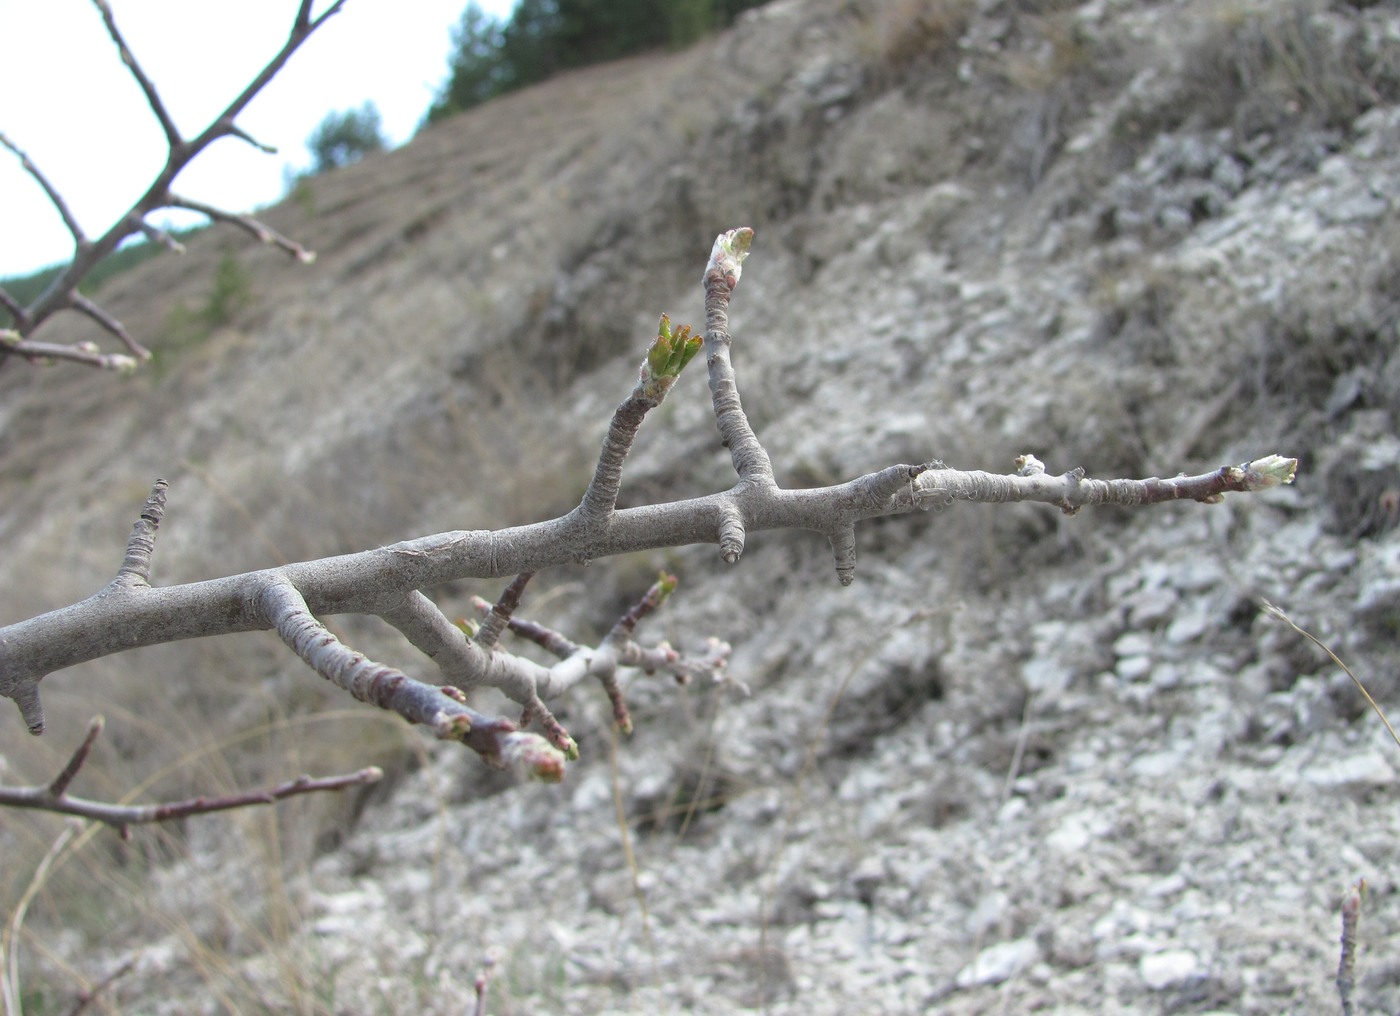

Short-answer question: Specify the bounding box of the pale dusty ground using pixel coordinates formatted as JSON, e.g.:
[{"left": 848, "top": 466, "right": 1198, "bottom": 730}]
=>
[{"left": 5, "top": 1, "right": 1400, "bottom": 1012}]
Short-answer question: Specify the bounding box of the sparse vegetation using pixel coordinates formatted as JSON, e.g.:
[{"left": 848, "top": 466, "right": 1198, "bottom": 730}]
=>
[
  {"left": 305, "top": 102, "right": 387, "bottom": 175},
  {"left": 1179, "top": 0, "right": 1398, "bottom": 134},
  {"left": 866, "top": 0, "right": 975, "bottom": 69},
  {"left": 425, "top": 0, "right": 772, "bottom": 122}
]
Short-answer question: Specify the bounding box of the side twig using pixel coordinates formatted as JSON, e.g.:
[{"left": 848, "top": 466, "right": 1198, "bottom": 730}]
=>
[
  {"left": 0, "top": 716, "right": 383, "bottom": 837},
  {"left": 1337, "top": 878, "right": 1366, "bottom": 1016},
  {"left": 62, "top": 957, "right": 136, "bottom": 1016}
]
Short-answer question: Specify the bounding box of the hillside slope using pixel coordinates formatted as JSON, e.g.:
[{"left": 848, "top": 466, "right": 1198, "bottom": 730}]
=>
[{"left": 5, "top": 0, "right": 1400, "bottom": 1012}]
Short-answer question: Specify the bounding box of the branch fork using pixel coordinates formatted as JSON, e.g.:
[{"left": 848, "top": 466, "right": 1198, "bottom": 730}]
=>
[
  {"left": 0, "top": 227, "right": 1296, "bottom": 808},
  {"left": 1, "top": 0, "right": 338, "bottom": 368}
]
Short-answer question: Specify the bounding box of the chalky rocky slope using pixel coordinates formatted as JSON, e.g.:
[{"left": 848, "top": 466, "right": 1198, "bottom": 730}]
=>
[{"left": 5, "top": 0, "right": 1400, "bottom": 1012}]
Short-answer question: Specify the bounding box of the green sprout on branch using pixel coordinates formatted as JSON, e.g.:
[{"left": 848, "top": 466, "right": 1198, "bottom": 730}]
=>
[{"left": 639, "top": 313, "right": 702, "bottom": 397}]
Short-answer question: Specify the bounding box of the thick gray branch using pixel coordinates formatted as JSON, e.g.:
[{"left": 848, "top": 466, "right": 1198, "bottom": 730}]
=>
[
  {"left": 909, "top": 454, "right": 1298, "bottom": 513},
  {"left": 0, "top": 227, "right": 1295, "bottom": 784},
  {"left": 257, "top": 579, "right": 566, "bottom": 774},
  {"left": 0, "top": 457, "right": 1290, "bottom": 729}
]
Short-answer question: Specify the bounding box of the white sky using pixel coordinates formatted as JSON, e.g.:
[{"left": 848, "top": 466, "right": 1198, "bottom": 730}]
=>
[{"left": 0, "top": 0, "right": 518, "bottom": 279}]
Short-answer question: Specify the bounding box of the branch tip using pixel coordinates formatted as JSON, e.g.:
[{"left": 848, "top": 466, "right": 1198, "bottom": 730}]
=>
[
  {"left": 642, "top": 313, "right": 703, "bottom": 387},
  {"left": 829, "top": 526, "right": 857, "bottom": 586},
  {"left": 14, "top": 683, "right": 46, "bottom": 735},
  {"left": 705, "top": 226, "right": 754, "bottom": 289},
  {"left": 717, "top": 505, "right": 746, "bottom": 563},
  {"left": 1241, "top": 454, "right": 1298, "bottom": 489},
  {"left": 48, "top": 715, "right": 105, "bottom": 795},
  {"left": 499, "top": 731, "right": 568, "bottom": 782}
]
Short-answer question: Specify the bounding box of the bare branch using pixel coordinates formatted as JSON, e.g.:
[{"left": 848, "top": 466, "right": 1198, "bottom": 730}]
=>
[
  {"left": 0, "top": 715, "right": 384, "bottom": 836},
  {"left": 225, "top": 123, "right": 278, "bottom": 154},
  {"left": 62, "top": 957, "right": 136, "bottom": 1016},
  {"left": 0, "top": 335, "right": 141, "bottom": 372},
  {"left": 474, "top": 573, "right": 535, "bottom": 650},
  {"left": 115, "top": 479, "right": 168, "bottom": 587},
  {"left": 0, "top": 131, "right": 88, "bottom": 244},
  {"left": 128, "top": 213, "right": 187, "bottom": 254},
  {"left": 613, "top": 574, "right": 675, "bottom": 640},
  {"left": 0, "top": 229, "right": 1294, "bottom": 786},
  {"left": 210, "top": 0, "right": 350, "bottom": 137},
  {"left": 259, "top": 579, "right": 568, "bottom": 775},
  {"left": 67, "top": 292, "right": 150, "bottom": 360},
  {"left": 48, "top": 716, "right": 104, "bottom": 798},
  {"left": 169, "top": 195, "right": 317, "bottom": 263},
  {"left": 4, "top": 0, "right": 342, "bottom": 364},
  {"left": 92, "top": 0, "right": 182, "bottom": 147},
  {"left": 703, "top": 228, "right": 774, "bottom": 489},
  {"left": 0, "top": 287, "right": 26, "bottom": 327},
  {"left": 467, "top": 597, "right": 582, "bottom": 658},
  {"left": 576, "top": 314, "right": 703, "bottom": 526},
  {"left": 469, "top": 572, "right": 694, "bottom": 736},
  {"left": 909, "top": 453, "right": 1299, "bottom": 514}
]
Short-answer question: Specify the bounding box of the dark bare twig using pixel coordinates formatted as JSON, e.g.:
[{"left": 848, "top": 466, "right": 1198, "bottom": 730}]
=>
[
  {"left": 471, "top": 572, "right": 703, "bottom": 736},
  {"left": 474, "top": 573, "right": 535, "bottom": 650},
  {"left": 92, "top": 0, "right": 180, "bottom": 145},
  {"left": 608, "top": 570, "right": 677, "bottom": 640},
  {"left": 467, "top": 599, "right": 582, "bottom": 657},
  {"left": 45, "top": 717, "right": 103, "bottom": 799},
  {"left": 67, "top": 292, "right": 148, "bottom": 359},
  {"left": 2, "top": 0, "right": 344, "bottom": 368},
  {"left": 169, "top": 196, "right": 317, "bottom": 262},
  {"left": 0, "top": 131, "right": 87, "bottom": 244},
  {"left": 0, "top": 287, "right": 26, "bottom": 327},
  {"left": 128, "top": 213, "right": 187, "bottom": 253},
  {"left": 0, "top": 716, "right": 383, "bottom": 837},
  {"left": 62, "top": 957, "right": 136, "bottom": 1016}
]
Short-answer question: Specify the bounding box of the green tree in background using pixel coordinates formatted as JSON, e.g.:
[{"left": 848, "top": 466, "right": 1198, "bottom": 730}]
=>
[
  {"left": 431, "top": 4, "right": 512, "bottom": 112},
  {"left": 306, "top": 102, "right": 387, "bottom": 174},
  {"left": 425, "top": 0, "right": 769, "bottom": 124}
]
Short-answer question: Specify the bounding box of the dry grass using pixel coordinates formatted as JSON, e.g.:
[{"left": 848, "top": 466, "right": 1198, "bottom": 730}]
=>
[
  {"left": 1179, "top": 0, "right": 1397, "bottom": 135},
  {"left": 865, "top": 0, "right": 976, "bottom": 69},
  {"left": 2, "top": 706, "right": 438, "bottom": 1014}
]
